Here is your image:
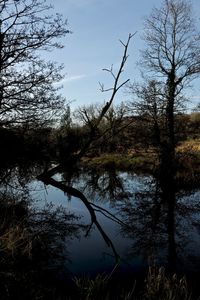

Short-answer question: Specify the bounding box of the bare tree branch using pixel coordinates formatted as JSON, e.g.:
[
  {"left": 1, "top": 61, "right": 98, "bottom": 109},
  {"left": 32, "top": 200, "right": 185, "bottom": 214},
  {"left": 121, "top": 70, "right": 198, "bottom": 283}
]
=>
[
  {"left": 75, "top": 33, "right": 135, "bottom": 159},
  {"left": 0, "top": 0, "right": 70, "bottom": 126},
  {"left": 37, "top": 172, "right": 120, "bottom": 262}
]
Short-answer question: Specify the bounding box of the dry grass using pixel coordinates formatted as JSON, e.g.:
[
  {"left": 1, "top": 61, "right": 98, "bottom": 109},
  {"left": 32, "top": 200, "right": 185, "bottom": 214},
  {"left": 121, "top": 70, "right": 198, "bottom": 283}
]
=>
[
  {"left": 144, "top": 266, "right": 191, "bottom": 300},
  {"left": 176, "top": 139, "right": 200, "bottom": 154},
  {"left": 74, "top": 266, "right": 192, "bottom": 300},
  {"left": 0, "top": 225, "right": 32, "bottom": 258}
]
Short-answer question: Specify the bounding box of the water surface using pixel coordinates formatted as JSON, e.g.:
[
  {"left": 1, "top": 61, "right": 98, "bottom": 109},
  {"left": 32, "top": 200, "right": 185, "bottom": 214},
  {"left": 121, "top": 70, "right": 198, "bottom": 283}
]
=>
[{"left": 28, "top": 170, "right": 200, "bottom": 278}]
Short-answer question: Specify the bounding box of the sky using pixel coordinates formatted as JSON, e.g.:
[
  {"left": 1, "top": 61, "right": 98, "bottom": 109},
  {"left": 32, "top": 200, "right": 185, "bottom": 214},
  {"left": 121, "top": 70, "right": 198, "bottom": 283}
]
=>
[{"left": 46, "top": 0, "right": 200, "bottom": 111}]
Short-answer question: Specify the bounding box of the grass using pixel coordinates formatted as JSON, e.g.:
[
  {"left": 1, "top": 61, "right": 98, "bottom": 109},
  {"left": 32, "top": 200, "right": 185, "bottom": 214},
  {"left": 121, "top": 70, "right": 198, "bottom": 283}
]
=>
[
  {"left": 176, "top": 139, "right": 200, "bottom": 154},
  {"left": 176, "top": 139, "right": 200, "bottom": 189},
  {"left": 143, "top": 266, "right": 191, "bottom": 300},
  {"left": 0, "top": 193, "right": 85, "bottom": 300},
  {"left": 81, "top": 152, "right": 157, "bottom": 174},
  {"left": 81, "top": 139, "right": 200, "bottom": 189},
  {"left": 74, "top": 266, "right": 192, "bottom": 300}
]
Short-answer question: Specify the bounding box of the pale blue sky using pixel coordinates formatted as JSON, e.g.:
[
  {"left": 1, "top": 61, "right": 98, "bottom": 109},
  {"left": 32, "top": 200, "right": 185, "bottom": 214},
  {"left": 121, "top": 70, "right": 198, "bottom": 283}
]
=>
[{"left": 47, "top": 0, "right": 200, "bottom": 110}]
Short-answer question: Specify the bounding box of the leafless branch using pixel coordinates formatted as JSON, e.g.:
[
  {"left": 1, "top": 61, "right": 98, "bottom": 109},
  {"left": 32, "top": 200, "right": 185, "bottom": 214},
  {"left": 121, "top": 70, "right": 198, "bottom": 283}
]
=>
[{"left": 37, "top": 172, "right": 120, "bottom": 261}]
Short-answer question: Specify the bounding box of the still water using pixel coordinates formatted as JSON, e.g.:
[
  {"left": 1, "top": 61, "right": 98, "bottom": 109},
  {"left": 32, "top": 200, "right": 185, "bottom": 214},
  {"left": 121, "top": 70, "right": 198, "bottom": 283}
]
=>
[{"left": 28, "top": 169, "right": 200, "bottom": 278}]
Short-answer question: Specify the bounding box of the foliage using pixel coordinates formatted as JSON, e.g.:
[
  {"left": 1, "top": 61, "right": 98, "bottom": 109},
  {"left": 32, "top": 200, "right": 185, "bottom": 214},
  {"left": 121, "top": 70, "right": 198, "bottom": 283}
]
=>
[{"left": 0, "top": 125, "right": 56, "bottom": 162}]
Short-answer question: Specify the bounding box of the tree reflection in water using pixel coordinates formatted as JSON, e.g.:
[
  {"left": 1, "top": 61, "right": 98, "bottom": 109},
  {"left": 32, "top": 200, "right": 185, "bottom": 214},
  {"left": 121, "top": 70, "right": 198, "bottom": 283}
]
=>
[
  {"left": 115, "top": 175, "right": 200, "bottom": 276},
  {"left": 38, "top": 167, "right": 125, "bottom": 263},
  {"left": 59, "top": 167, "right": 126, "bottom": 202},
  {"left": 0, "top": 162, "right": 88, "bottom": 299},
  {"left": 41, "top": 165, "right": 200, "bottom": 278},
  {"left": 1, "top": 161, "right": 200, "bottom": 297}
]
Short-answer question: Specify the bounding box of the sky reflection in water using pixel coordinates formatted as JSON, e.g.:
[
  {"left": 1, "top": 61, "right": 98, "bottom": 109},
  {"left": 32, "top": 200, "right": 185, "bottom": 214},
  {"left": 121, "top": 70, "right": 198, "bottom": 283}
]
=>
[{"left": 29, "top": 171, "right": 200, "bottom": 277}]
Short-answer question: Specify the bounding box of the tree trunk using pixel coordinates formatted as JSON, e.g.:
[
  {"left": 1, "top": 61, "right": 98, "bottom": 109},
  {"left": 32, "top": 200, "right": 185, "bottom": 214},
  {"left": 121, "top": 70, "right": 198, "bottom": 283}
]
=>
[{"left": 159, "top": 73, "right": 176, "bottom": 197}]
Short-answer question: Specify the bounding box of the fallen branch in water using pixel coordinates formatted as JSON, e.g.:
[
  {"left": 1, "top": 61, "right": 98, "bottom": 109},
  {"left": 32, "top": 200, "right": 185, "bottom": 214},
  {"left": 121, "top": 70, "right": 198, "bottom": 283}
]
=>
[{"left": 37, "top": 172, "right": 120, "bottom": 262}]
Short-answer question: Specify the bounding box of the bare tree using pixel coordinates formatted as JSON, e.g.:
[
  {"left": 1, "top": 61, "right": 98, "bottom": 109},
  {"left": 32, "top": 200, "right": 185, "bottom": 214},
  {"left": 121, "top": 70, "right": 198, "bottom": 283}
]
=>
[
  {"left": 74, "top": 33, "right": 134, "bottom": 159},
  {"left": 142, "top": 0, "right": 200, "bottom": 145},
  {"left": 135, "top": 0, "right": 200, "bottom": 183},
  {"left": 0, "top": 0, "right": 70, "bottom": 126},
  {"left": 74, "top": 102, "right": 128, "bottom": 153},
  {"left": 37, "top": 33, "right": 134, "bottom": 177},
  {"left": 128, "top": 80, "right": 165, "bottom": 147},
  {"left": 73, "top": 103, "right": 102, "bottom": 131}
]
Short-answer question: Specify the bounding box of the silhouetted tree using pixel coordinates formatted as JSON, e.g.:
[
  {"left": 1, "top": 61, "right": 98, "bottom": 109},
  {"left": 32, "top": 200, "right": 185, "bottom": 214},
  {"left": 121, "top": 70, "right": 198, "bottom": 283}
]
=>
[
  {"left": 73, "top": 34, "right": 134, "bottom": 159},
  {"left": 128, "top": 80, "right": 165, "bottom": 148},
  {"left": 74, "top": 102, "right": 129, "bottom": 154},
  {"left": 0, "top": 0, "right": 70, "bottom": 126},
  {"left": 134, "top": 0, "right": 200, "bottom": 187}
]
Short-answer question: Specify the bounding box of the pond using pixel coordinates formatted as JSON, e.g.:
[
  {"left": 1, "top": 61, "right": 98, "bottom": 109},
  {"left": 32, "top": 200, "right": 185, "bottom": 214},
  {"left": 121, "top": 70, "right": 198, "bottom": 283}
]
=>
[
  {"left": 28, "top": 168, "right": 200, "bottom": 278},
  {"left": 1, "top": 163, "right": 200, "bottom": 294}
]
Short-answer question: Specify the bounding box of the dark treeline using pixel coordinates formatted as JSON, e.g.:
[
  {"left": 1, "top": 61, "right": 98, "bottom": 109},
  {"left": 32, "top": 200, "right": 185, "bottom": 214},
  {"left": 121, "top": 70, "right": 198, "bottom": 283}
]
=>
[{"left": 1, "top": 109, "right": 199, "bottom": 163}]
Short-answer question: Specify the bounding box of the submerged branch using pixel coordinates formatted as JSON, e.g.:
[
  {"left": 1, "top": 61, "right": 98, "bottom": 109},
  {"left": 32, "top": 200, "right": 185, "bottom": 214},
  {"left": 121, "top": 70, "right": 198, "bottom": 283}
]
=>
[
  {"left": 90, "top": 202, "right": 130, "bottom": 228},
  {"left": 37, "top": 172, "right": 120, "bottom": 262}
]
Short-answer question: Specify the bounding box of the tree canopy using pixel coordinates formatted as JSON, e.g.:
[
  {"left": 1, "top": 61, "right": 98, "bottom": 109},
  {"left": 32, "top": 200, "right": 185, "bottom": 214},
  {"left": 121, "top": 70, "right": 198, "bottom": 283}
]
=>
[
  {"left": 0, "top": 0, "right": 70, "bottom": 126},
  {"left": 141, "top": 0, "right": 200, "bottom": 87},
  {"left": 132, "top": 0, "right": 200, "bottom": 149}
]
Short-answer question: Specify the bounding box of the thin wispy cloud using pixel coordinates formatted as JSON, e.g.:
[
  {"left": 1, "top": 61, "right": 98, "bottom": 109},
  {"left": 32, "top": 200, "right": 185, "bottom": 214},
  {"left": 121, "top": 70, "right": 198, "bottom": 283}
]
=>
[{"left": 61, "top": 74, "right": 87, "bottom": 84}]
